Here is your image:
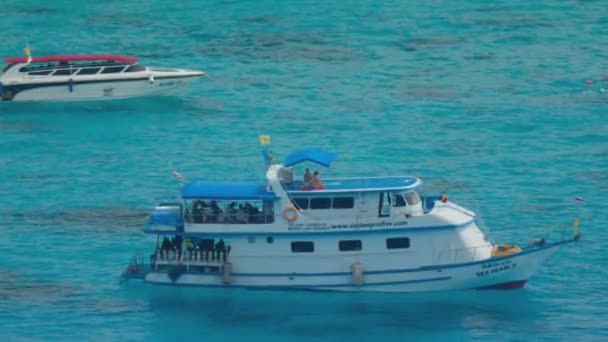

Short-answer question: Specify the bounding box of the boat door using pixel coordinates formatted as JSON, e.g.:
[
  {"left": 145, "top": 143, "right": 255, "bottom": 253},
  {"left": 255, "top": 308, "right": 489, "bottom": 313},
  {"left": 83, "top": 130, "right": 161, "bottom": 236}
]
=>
[
  {"left": 391, "top": 193, "right": 408, "bottom": 217},
  {"left": 378, "top": 192, "right": 391, "bottom": 217}
]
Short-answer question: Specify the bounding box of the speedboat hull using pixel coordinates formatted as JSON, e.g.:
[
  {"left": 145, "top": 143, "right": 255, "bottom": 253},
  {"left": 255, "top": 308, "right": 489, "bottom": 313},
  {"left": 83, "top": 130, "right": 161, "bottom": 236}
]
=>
[
  {"left": 0, "top": 54, "right": 204, "bottom": 102},
  {"left": 2, "top": 74, "right": 201, "bottom": 102}
]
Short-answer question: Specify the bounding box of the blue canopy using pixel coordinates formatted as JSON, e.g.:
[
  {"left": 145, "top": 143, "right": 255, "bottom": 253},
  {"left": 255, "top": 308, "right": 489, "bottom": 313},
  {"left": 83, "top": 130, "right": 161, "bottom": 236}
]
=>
[
  {"left": 148, "top": 210, "right": 180, "bottom": 227},
  {"left": 181, "top": 181, "right": 277, "bottom": 200},
  {"left": 284, "top": 148, "right": 337, "bottom": 168},
  {"left": 145, "top": 204, "right": 184, "bottom": 233}
]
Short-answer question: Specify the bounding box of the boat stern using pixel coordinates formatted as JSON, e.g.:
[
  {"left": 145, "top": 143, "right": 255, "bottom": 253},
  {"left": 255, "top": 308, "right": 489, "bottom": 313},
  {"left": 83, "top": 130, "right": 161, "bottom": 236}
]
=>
[{"left": 120, "top": 256, "right": 152, "bottom": 282}]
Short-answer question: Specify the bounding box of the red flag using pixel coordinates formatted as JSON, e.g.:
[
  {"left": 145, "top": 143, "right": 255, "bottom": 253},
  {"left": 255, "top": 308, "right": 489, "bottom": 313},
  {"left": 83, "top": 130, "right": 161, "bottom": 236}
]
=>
[{"left": 172, "top": 169, "right": 185, "bottom": 180}]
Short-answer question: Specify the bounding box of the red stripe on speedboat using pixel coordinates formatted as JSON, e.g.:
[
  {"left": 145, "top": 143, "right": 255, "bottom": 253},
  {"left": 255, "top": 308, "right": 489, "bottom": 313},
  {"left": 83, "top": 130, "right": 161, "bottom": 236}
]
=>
[
  {"left": 476, "top": 280, "right": 527, "bottom": 290},
  {"left": 3, "top": 55, "right": 138, "bottom": 64}
]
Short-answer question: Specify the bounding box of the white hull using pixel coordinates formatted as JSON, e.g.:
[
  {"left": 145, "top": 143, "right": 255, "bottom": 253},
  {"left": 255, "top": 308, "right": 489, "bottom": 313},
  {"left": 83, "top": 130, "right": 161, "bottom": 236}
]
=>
[
  {"left": 9, "top": 76, "right": 200, "bottom": 102},
  {"left": 138, "top": 241, "right": 569, "bottom": 293}
]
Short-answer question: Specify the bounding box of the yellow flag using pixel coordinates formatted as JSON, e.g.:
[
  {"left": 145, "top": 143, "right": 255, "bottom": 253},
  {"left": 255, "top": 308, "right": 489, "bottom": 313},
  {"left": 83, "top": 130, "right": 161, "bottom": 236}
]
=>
[
  {"left": 259, "top": 135, "right": 271, "bottom": 145},
  {"left": 24, "top": 46, "right": 31, "bottom": 57}
]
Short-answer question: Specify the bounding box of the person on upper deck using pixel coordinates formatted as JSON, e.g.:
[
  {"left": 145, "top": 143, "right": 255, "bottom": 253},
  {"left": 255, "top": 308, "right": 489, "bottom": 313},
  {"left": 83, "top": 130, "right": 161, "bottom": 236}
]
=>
[
  {"left": 303, "top": 168, "right": 312, "bottom": 186},
  {"left": 209, "top": 200, "right": 220, "bottom": 223},
  {"left": 311, "top": 171, "right": 325, "bottom": 190}
]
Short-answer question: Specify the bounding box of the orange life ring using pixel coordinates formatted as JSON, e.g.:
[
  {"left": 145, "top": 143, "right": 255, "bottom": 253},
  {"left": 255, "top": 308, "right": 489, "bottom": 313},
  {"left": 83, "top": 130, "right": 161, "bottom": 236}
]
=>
[{"left": 283, "top": 206, "right": 299, "bottom": 222}]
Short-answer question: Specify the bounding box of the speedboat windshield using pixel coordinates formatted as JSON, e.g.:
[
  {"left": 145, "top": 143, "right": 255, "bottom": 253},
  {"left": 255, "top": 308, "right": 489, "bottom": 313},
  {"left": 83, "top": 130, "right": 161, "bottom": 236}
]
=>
[{"left": 1, "top": 63, "right": 14, "bottom": 75}]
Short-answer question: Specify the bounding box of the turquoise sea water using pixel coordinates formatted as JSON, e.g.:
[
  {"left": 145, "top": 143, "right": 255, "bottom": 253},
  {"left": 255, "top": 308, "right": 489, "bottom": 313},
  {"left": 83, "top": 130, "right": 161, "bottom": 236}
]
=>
[{"left": 1, "top": 0, "right": 607, "bottom": 340}]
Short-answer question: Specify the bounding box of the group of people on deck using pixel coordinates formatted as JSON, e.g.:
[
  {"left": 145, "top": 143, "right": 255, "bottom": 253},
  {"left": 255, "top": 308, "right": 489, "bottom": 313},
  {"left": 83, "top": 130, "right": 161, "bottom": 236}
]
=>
[
  {"left": 157, "top": 235, "right": 230, "bottom": 262},
  {"left": 192, "top": 200, "right": 268, "bottom": 224},
  {"left": 303, "top": 168, "right": 325, "bottom": 190}
]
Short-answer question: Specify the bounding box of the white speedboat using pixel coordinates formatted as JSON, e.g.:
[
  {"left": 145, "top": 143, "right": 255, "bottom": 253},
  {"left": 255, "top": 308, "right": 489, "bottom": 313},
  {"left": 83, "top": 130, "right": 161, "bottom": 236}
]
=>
[
  {"left": 0, "top": 54, "right": 204, "bottom": 102},
  {"left": 122, "top": 141, "right": 581, "bottom": 293}
]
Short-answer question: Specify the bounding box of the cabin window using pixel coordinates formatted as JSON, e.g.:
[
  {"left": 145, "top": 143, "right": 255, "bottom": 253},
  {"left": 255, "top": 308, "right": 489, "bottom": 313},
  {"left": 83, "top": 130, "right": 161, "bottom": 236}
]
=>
[
  {"left": 405, "top": 192, "right": 421, "bottom": 206},
  {"left": 292, "top": 198, "right": 309, "bottom": 210},
  {"left": 386, "top": 237, "right": 410, "bottom": 249},
  {"left": 125, "top": 64, "right": 146, "bottom": 72},
  {"left": 291, "top": 241, "right": 314, "bottom": 253},
  {"left": 28, "top": 70, "right": 53, "bottom": 76},
  {"left": 310, "top": 198, "right": 331, "bottom": 209},
  {"left": 77, "top": 68, "right": 101, "bottom": 75},
  {"left": 187, "top": 199, "right": 273, "bottom": 224},
  {"left": 332, "top": 197, "right": 354, "bottom": 209},
  {"left": 101, "top": 66, "right": 125, "bottom": 74},
  {"left": 339, "top": 240, "right": 362, "bottom": 251},
  {"left": 393, "top": 194, "right": 406, "bottom": 207},
  {"left": 2, "top": 64, "right": 15, "bottom": 73},
  {"left": 53, "top": 69, "right": 76, "bottom": 76}
]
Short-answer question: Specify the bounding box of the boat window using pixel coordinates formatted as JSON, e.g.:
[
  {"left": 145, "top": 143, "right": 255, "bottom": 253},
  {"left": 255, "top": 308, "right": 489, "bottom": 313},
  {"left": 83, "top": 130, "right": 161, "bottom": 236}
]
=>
[
  {"left": 393, "top": 194, "right": 406, "bottom": 207},
  {"left": 292, "top": 198, "right": 309, "bottom": 210},
  {"left": 28, "top": 70, "right": 53, "bottom": 76},
  {"left": 386, "top": 237, "right": 410, "bottom": 249},
  {"left": 125, "top": 64, "right": 146, "bottom": 72},
  {"left": 332, "top": 197, "right": 354, "bottom": 209},
  {"left": 2, "top": 64, "right": 14, "bottom": 73},
  {"left": 77, "top": 68, "right": 101, "bottom": 75},
  {"left": 186, "top": 199, "right": 274, "bottom": 224},
  {"left": 405, "top": 192, "right": 421, "bottom": 206},
  {"left": 339, "top": 240, "right": 362, "bottom": 251},
  {"left": 53, "top": 69, "right": 77, "bottom": 76},
  {"left": 310, "top": 198, "right": 331, "bottom": 209},
  {"left": 291, "top": 241, "right": 314, "bottom": 253},
  {"left": 100, "top": 66, "right": 126, "bottom": 74}
]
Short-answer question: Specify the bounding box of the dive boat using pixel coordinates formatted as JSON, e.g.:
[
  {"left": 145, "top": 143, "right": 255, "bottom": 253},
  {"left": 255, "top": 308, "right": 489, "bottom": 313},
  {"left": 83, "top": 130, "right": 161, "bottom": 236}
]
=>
[
  {"left": 0, "top": 55, "right": 204, "bottom": 101},
  {"left": 122, "top": 143, "right": 581, "bottom": 292}
]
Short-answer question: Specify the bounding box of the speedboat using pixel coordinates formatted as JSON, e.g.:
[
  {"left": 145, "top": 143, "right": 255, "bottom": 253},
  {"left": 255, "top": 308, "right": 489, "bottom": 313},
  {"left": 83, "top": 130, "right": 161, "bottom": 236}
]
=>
[
  {"left": 121, "top": 140, "right": 581, "bottom": 292},
  {"left": 0, "top": 54, "right": 204, "bottom": 102}
]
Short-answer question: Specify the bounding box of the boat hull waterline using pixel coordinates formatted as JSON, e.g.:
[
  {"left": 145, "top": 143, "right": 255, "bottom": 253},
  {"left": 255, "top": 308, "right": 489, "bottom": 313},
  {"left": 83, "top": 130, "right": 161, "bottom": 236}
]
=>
[{"left": 127, "top": 239, "right": 573, "bottom": 293}]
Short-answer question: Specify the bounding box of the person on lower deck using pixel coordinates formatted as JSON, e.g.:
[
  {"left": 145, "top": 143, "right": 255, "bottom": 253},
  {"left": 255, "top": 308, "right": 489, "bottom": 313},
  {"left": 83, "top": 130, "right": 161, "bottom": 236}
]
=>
[
  {"left": 215, "top": 239, "right": 226, "bottom": 261},
  {"left": 184, "top": 237, "right": 195, "bottom": 260},
  {"left": 160, "top": 236, "right": 172, "bottom": 259},
  {"left": 171, "top": 235, "right": 183, "bottom": 260},
  {"left": 199, "top": 239, "right": 214, "bottom": 261}
]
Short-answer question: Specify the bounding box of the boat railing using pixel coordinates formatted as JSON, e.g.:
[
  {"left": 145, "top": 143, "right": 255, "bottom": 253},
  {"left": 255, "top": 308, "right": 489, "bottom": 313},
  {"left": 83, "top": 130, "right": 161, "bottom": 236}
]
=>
[
  {"left": 121, "top": 254, "right": 150, "bottom": 281},
  {"left": 434, "top": 245, "right": 491, "bottom": 265},
  {"left": 151, "top": 248, "right": 231, "bottom": 270}
]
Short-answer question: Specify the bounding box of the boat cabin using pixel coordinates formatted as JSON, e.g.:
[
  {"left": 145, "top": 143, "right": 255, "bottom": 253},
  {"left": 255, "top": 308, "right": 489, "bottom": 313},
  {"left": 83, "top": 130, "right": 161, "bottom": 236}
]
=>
[
  {"left": 147, "top": 148, "right": 428, "bottom": 233},
  {"left": 1, "top": 55, "right": 141, "bottom": 78}
]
